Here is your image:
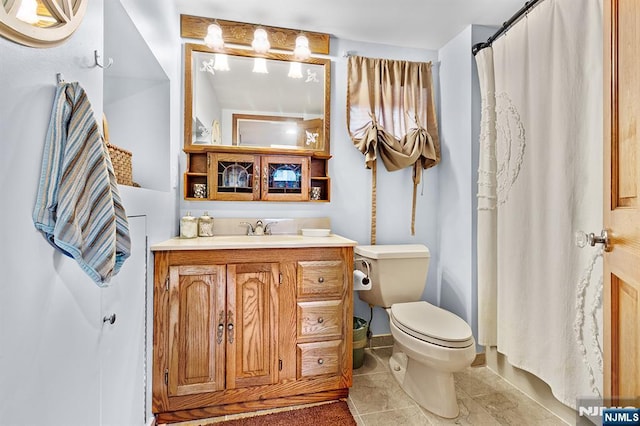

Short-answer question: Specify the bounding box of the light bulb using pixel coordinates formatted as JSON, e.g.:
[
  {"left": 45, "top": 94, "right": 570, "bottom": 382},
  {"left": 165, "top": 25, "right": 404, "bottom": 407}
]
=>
[
  {"left": 204, "top": 23, "right": 225, "bottom": 50},
  {"left": 252, "top": 28, "right": 270, "bottom": 54},
  {"left": 213, "top": 53, "right": 230, "bottom": 71},
  {"left": 293, "top": 35, "right": 311, "bottom": 61},
  {"left": 16, "top": 0, "right": 38, "bottom": 24},
  {"left": 288, "top": 62, "right": 303, "bottom": 79},
  {"left": 252, "top": 57, "right": 268, "bottom": 74}
]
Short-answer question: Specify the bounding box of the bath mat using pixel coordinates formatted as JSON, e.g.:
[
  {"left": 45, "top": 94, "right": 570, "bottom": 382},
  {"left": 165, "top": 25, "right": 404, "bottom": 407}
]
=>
[{"left": 207, "top": 400, "right": 356, "bottom": 425}]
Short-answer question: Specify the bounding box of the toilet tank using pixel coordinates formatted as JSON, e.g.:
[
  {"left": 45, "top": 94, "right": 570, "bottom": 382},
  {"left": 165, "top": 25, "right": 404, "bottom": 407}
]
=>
[{"left": 354, "top": 244, "right": 430, "bottom": 308}]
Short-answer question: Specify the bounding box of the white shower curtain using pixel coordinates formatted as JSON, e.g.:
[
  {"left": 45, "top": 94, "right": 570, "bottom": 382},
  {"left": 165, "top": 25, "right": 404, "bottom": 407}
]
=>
[{"left": 476, "top": 0, "right": 604, "bottom": 408}]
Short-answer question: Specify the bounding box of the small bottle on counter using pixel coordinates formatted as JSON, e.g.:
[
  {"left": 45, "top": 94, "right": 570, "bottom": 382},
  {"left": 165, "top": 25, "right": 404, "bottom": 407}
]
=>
[
  {"left": 198, "top": 212, "right": 214, "bottom": 237},
  {"left": 180, "top": 212, "right": 198, "bottom": 238}
]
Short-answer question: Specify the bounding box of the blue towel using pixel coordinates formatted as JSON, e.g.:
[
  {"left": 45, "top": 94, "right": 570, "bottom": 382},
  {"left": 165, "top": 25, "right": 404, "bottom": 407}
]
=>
[{"left": 33, "top": 82, "right": 131, "bottom": 286}]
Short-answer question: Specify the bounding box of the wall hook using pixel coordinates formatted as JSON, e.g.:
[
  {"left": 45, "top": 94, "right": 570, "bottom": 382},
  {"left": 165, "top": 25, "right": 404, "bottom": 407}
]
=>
[
  {"left": 56, "top": 73, "right": 65, "bottom": 84},
  {"left": 94, "top": 50, "right": 113, "bottom": 69}
]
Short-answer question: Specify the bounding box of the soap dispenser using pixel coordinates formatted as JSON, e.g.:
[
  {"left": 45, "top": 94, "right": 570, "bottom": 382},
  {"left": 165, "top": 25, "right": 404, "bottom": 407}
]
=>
[{"left": 180, "top": 212, "right": 197, "bottom": 239}]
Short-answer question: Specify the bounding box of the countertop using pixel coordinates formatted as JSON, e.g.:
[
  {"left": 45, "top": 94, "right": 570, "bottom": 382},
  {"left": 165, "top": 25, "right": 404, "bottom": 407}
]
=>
[{"left": 150, "top": 234, "right": 357, "bottom": 251}]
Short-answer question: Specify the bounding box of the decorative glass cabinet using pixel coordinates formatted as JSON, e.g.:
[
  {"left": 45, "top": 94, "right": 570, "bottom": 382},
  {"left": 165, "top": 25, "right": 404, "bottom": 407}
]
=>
[{"left": 184, "top": 151, "right": 329, "bottom": 202}]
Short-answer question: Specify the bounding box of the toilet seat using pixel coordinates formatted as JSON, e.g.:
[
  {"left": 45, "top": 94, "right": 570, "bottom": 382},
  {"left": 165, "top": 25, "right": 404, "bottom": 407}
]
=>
[{"left": 390, "top": 301, "right": 473, "bottom": 348}]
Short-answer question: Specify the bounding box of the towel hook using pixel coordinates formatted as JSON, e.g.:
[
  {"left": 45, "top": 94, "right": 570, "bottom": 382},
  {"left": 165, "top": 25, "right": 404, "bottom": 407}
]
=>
[
  {"left": 56, "top": 73, "right": 65, "bottom": 84},
  {"left": 94, "top": 50, "right": 113, "bottom": 69}
]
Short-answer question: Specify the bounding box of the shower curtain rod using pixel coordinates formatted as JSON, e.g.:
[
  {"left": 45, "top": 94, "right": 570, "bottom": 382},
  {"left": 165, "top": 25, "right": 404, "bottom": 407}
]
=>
[{"left": 472, "top": 0, "right": 545, "bottom": 55}]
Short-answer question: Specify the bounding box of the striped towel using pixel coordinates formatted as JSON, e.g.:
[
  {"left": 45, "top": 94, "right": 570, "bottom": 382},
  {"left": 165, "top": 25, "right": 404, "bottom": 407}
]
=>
[{"left": 33, "top": 82, "right": 131, "bottom": 286}]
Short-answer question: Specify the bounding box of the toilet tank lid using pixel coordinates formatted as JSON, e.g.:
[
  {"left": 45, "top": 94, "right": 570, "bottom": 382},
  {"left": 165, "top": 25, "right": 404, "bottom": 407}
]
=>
[{"left": 355, "top": 244, "right": 430, "bottom": 259}]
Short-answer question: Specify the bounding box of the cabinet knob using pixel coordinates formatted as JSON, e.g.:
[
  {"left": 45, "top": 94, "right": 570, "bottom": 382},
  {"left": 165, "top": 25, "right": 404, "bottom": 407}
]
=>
[
  {"left": 317, "top": 358, "right": 324, "bottom": 365},
  {"left": 317, "top": 317, "right": 324, "bottom": 324},
  {"left": 318, "top": 277, "right": 324, "bottom": 283}
]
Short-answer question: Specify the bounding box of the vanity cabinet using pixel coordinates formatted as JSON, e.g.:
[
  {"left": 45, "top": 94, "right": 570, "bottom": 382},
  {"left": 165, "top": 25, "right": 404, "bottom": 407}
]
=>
[
  {"left": 166, "top": 263, "right": 279, "bottom": 398},
  {"left": 152, "top": 243, "right": 353, "bottom": 423},
  {"left": 184, "top": 150, "right": 329, "bottom": 202}
]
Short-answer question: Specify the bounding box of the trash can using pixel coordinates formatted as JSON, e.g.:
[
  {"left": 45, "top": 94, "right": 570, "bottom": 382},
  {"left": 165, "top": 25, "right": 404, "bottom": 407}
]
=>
[{"left": 353, "top": 317, "right": 368, "bottom": 369}]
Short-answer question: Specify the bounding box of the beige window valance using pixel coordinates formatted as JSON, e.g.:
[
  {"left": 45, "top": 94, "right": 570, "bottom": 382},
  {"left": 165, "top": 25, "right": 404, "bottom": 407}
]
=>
[{"left": 347, "top": 55, "right": 440, "bottom": 242}]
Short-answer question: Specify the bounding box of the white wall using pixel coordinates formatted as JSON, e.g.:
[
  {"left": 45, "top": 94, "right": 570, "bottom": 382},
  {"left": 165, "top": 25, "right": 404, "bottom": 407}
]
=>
[
  {"left": 436, "top": 25, "right": 496, "bottom": 349},
  {"left": 0, "top": 0, "right": 180, "bottom": 424}
]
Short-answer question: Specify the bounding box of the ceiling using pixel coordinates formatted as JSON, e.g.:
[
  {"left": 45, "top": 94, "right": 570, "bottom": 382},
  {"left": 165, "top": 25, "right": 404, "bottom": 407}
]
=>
[{"left": 176, "top": 0, "right": 526, "bottom": 50}]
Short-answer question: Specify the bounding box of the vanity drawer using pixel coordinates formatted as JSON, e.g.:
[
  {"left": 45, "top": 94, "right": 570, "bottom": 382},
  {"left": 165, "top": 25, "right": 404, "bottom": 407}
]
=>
[
  {"left": 297, "top": 340, "right": 341, "bottom": 378},
  {"left": 297, "top": 300, "right": 343, "bottom": 341},
  {"left": 297, "top": 260, "right": 344, "bottom": 298}
]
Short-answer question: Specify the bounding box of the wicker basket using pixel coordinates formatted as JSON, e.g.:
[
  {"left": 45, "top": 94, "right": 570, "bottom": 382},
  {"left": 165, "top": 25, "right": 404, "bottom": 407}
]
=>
[
  {"left": 106, "top": 143, "right": 134, "bottom": 186},
  {"left": 103, "top": 113, "right": 135, "bottom": 186}
]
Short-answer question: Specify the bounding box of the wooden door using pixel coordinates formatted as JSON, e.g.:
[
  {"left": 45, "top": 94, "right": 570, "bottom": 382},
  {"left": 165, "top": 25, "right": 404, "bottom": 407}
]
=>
[
  {"left": 226, "top": 263, "right": 279, "bottom": 389},
  {"left": 604, "top": 0, "right": 640, "bottom": 403},
  {"left": 297, "top": 118, "right": 325, "bottom": 151},
  {"left": 168, "top": 265, "right": 227, "bottom": 397}
]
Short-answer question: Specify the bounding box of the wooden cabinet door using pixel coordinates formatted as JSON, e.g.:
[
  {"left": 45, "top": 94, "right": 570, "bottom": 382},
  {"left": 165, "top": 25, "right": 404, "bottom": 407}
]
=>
[
  {"left": 261, "top": 155, "right": 310, "bottom": 201},
  {"left": 226, "top": 263, "right": 279, "bottom": 389},
  {"left": 209, "top": 153, "right": 260, "bottom": 201},
  {"left": 167, "top": 265, "right": 226, "bottom": 397}
]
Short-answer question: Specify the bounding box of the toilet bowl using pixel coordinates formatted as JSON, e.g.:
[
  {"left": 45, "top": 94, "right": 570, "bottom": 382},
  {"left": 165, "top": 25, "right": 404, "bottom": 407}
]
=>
[
  {"left": 387, "top": 301, "right": 475, "bottom": 418},
  {"left": 354, "top": 244, "right": 476, "bottom": 419}
]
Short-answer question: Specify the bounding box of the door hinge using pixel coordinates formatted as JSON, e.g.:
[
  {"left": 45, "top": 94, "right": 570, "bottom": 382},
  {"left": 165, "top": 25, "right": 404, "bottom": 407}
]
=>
[
  {"left": 279, "top": 359, "right": 283, "bottom": 371},
  {"left": 165, "top": 276, "right": 169, "bottom": 291},
  {"left": 164, "top": 369, "right": 169, "bottom": 385},
  {"left": 279, "top": 273, "right": 282, "bottom": 284}
]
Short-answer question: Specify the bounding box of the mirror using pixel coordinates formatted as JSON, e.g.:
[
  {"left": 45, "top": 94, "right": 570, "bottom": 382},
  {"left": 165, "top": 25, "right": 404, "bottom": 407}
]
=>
[{"left": 185, "top": 43, "right": 330, "bottom": 154}]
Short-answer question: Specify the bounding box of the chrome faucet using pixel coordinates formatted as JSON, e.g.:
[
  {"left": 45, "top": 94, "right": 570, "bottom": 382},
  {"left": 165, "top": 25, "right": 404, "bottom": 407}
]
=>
[
  {"left": 254, "top": 220, "right": 265, "bottom": 236},
  {"left": 240, "top": 220, "right": 275, "bottom": 236}
]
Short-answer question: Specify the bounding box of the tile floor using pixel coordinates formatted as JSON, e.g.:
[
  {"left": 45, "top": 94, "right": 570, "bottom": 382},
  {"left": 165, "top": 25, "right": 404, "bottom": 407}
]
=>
[{"left": 348, "top": 346, "right": 568, "bottom": 425}]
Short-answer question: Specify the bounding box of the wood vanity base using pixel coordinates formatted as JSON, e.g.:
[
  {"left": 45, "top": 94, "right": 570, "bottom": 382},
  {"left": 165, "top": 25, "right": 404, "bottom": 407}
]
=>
[
  {"left": 152, "top": 244, "right": 354, "bottom": 423},
  {"left": 156, "top": 388, "right": 349, "bottom": 423}
]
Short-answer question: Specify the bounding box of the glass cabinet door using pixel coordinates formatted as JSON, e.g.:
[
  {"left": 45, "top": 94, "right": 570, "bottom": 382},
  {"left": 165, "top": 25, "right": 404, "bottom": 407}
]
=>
[
  {"left": 261, "top": 155, "right": 310, "bottom": 201},
  {"left": 209, "top": 153, "right": 260, "bottom": 201}
]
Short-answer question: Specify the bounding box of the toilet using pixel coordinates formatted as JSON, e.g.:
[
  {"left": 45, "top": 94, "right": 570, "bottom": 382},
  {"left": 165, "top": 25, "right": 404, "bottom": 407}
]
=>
[{"left": 354, "top": 244, "right": 475, "bottom": 419}]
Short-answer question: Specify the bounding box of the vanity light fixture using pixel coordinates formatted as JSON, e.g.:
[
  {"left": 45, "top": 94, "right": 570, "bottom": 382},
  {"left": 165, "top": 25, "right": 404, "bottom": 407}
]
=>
[
  {"left": 252, "top": 57, "right": 269, "bottom": 74},
  {"left": 293, "top": 34, "right": 311, "bottom": 61},
  {"left": 213, "top": 53, "right": 230, "bottom": 71},
  {"left": 251, "top": 28, "right": 270, "bottom": 54},
  {"left": 204, "top": 23, "right": 225, "bottom": 50},
  {"left": 16, "top": 0, "right": 38, "bottom": 24},
  {"left": 288, "top": 62, "right": 303, "bottom": 79}
]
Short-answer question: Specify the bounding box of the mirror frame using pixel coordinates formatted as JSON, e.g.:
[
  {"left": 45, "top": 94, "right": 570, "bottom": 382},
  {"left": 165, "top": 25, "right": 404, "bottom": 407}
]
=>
[{"left": 184, "top": 43, "right": 331, "bottom": 156}]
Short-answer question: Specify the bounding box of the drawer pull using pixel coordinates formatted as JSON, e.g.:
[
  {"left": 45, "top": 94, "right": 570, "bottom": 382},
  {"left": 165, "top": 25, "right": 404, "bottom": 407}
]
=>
[
  {"left": 317, "top": 358, "right": 324, "bottom": 365},
  {"left": 317, "top": 317, "right": 324, "bottom": 324},
  {"left": 318, "top": 277, "right": 324, "bottom": 283}
]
